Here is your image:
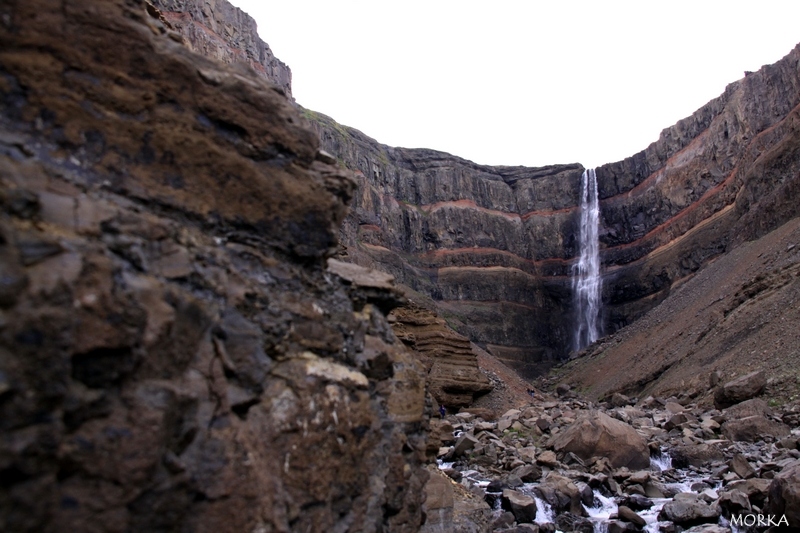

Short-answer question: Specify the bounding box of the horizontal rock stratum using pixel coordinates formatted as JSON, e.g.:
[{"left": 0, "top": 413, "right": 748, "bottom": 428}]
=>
[{"left": 307, "top": 46, "right": 800, "bottom": 377}]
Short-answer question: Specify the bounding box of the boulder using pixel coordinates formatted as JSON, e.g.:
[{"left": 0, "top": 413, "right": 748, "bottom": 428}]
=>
[
  {"left": 658, "top": 496, "right": 720, "bottom": 526},
  {"left": 766, "top": 460, "right": 800, "bottom": 527},
  {"left": 713, "top": 371, "right": 766, "bottom": 409},
  {"left": 502, "top": 489, "right": 538, "bottom": 524},
  {"left": 670, "top": 443, "right": 724, "bottom": 468},
  {"left": 721, "top": 415, "right": 791, "bottom": 442},
  {"left": 547, "top": 411, "right": 650, "bottom": 469},
  {"left": 728, "top": 454, "right": 756, "bottom": 479},
  {"left": 554, "top": 513, "right": 594, "bottom": 533},
  {"left": 421, "top": 470, "right": 455, "bottom": 531},
  {"left": 534, "top": 473, "right": 583, "bottom": 515},
  {"left": 723, "top": 398, "right": 773, "bottom": 419},
  {"left": 617, "top": 505, "right": 647, "bottom": 527}
]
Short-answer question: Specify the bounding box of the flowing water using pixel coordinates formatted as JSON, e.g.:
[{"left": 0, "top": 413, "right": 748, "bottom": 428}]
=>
[{"left": 573, "top": 168, "right": 602, "bottom": 351}]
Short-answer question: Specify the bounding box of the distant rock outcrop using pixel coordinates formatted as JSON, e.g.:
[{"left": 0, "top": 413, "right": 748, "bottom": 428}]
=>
[
  {"left": 152, "top": 0, "right": 293, "bottom": 98},
  {"left": 390, "top": 303, "right": 493, "bottom": 408}
]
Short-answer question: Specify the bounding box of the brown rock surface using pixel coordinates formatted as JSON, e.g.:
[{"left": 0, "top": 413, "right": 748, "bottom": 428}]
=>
[
  {"left": 766, "top": 460, "right": 800, "bottom": 527},
  {"left": 713, "top": 370, "right": 767, "bottom": 409},
  {"left": 390, "top": 302, "right": 492, "bottom": 408},
  {"left": 0, "top": 1, "right": 428, "bottom": 531},
  {"left": 151, "top": 0, "right": 293, "bottom": 98},
  {"left": 547, "top": 411, "right": 650, "bottom": 469}
]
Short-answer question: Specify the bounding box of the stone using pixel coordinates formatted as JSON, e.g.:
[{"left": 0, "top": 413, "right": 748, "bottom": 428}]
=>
[
  {"left": 718, "top": 490, "right": 751, "bottom": 515},
  {"left": 554, "top": 513, "right": 594, "bottom": 533},
  {"left": 547, "top": 411, "right": 650, "bottom": 469},
  {"left": 617, "top": 505, "right": 647, "bottom": 527},
  {"left": 714, "top": 371, "right": 767, "bottom": 409},
  {"left": 610, "top": 392, "right": 632, "bottom": 407},
  {"left": 535, "top": 473, "right": 583, "bottom": 515},
  {"left": 537, "top": 450, "right": 559, "bottom": 467},
  {"left": 721, "top": 415, "right": 791, "bottom": 442},
  {"left": 608, "top": 520, "right": 639, "bottom": 533},
  {"left": 766, "top": 460, "right": 800, "bottom": 527},
  {"left": 502, "top": 489, "right": 539, "bottom": 524},
  {"left": 729, "top": 453, "right": 756, "bottom": 479},
  {"left": 512, "top": 463, "right": 543, "bottom": 483},
  {"left": 670, "top": 443, "right": 725, "bottom": 468},
  {"left": 453, "top": 433, "right": 480, "bottom": 457},
  {"left": 658, "top": 498, "right": 720, "bottom": 526}
]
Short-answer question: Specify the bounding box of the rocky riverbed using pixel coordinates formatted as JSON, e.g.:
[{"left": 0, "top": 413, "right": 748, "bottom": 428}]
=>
[{"left": 424, "top": 373, "right": 800, "bottom": 532}]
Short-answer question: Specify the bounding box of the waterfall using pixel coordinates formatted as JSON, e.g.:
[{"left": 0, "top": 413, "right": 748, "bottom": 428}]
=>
[{"left": 573, "top": 168, "right": 602, "bottom": 352}]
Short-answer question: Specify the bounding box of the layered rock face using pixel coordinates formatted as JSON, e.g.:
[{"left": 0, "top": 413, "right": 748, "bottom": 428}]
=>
[
  {"left": 0, "top": 1, "right": 428, "bottom": 531},
  {"left": 309, "top": 45, "right": 800, "bottom": 376},
  {"left": 152, "top": 0, "right": 293, "bottom": 98},
  {"left": 149, "top": 0, "right": 800, "bottom": 383},
  {"left": 310, "top": 108, "right": 585, "bottom": 375}
]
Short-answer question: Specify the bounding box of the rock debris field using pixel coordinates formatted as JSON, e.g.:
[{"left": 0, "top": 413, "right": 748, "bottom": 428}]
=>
[{"left": 423, "top": 372, "right": 800, "bottom": 532}]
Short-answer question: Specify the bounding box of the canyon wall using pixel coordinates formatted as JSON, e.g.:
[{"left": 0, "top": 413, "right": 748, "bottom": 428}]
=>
[
  {"left": 0, "top": 1, "right": 429, "bottom": 531},
  {"left": 152, "top": 0, "right": 800, "bottom": 380},
  {"left": 308, "top": 48, "right": 800, "bottom": 377}
]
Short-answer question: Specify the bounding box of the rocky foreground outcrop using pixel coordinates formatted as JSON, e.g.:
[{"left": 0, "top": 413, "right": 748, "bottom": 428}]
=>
[{"left": 0, "top": 1, "right": 428, "bottom": 531}]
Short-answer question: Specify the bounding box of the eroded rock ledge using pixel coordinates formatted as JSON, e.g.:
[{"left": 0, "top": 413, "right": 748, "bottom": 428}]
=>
[{"left": 0, "top": 1, "right": 427, "bottom": 531}]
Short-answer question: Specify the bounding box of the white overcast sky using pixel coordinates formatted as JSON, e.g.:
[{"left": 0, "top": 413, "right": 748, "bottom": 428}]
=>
[{"left": 229, "top": 0, "right": 800, "bottom": 168}]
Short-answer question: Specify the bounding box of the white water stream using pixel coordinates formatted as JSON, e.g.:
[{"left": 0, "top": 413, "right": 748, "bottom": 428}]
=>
[{"left": 573, "top": 168, "right": 602, "bottom": 351}]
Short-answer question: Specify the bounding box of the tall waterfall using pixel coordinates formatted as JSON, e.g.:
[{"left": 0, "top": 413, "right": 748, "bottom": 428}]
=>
[{"left": 573, "top": 168, "right": 602, "bottom": 352}]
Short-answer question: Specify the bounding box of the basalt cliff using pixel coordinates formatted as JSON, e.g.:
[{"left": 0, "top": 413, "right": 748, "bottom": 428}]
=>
[
  {"left": 3, "top": 0, "right": 800, "bottom": 531},
  {"left": 308, "top": 52, "right": 800, "bottom": 379},
  {"left": 149, "top": 0, "right": 800, "bottom": 383}
]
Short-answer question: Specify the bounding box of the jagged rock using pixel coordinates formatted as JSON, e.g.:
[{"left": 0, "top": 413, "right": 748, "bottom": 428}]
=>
[
  {"left": 548, "top": 411, "right": 650, "bottom": 469},
  {"left": 421, "top": 470, "right": 455, "bottom": 532},
  {"left": 617, "top": 505, "right": 647, "bottom": 527},
  {"left": 725, "top": 478, "right": 772, "bottom": 506},
  {"left": 610, "top": 393, "right": 632, "bottom": 407},
  {"left": 554, "top": 513, "right": 594, "bottom": 533},
  {"left": 453, "top": 433, "right": 480, "bottom": 457},
  {"left": 502, "top": 489, "right": 539, "bottom": 524},
  {"left": 491, "top": 511, "right": 516, "bottom": 530},
  {"left": 714, "top": 371, "right": 767, "bottom": 409},
  {"left": 729, "top": 454, "right": 756, "bottom": 479},
  {"left": 718, "top": 490, "right": 751, "bottom": 516},
  {"left": 766, "top": 460, "right": 800, "bottom": 527},
  {"left": 658, "top": 495, "right": 721, "bottom": 526},
  {"left": 723, "top": 398, "right": 773, "bottom": 419},
  {"left": 670, "top": 443, "right": 725, "bottom": 468},
  {"left": 390, "top": 304, "right": 492, "bottom": 407},
  {"left": 512, "top": 463, "right": 543, "bottom": 483},
  {"left": 534, "top": 473, "right": 583, "bottom": 515},
  {"left": 151, "top": 0, "right": 293, "bottom": 98},
  {"left": 721, "top": 415, "right": 791, "bottom": 442}
]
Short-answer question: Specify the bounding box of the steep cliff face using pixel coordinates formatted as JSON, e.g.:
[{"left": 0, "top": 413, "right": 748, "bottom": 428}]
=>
[
  {"left": 309, "top": 46, "right": 800, "bottom": 376},
  {"left": 0, "top": 1, "right": 428, "bottom": 531},
  {"left": 152, "top": 0, "right": 293, "bottom": 98}
]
